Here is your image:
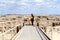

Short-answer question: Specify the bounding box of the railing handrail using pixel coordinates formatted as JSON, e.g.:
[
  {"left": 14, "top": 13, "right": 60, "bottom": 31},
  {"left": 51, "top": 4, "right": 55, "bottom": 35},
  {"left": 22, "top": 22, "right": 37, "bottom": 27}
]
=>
[
  {"left": 36, "top": 26, "right": 51, "bottom": 40},
  {"left": 0, "top": 25, "right": 18, "bottom": 35}
]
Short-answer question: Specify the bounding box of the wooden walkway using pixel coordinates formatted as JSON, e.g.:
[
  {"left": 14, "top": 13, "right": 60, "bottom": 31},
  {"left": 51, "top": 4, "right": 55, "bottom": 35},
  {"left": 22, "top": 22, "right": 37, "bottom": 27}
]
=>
[{"left": 12, "top": 25, "right": 50, "bottom": 40}]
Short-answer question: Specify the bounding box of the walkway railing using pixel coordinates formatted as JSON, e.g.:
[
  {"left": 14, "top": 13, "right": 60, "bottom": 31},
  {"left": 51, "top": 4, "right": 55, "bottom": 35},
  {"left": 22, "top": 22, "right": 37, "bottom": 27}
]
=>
[
  {"left": 46, "top": 26, "right": 60, "bottom": 40},
  {"left": 0, "top": 20, "right": 23, "bottom": 40},
  {"left": 0, "top": 26, "right": 17, "bottom": 40},
  {"left": 0, "top": 19, "right": 60, "bottom": 40},
  {"left": 35, "top": 26, "right": 51, "bottom": 40}
]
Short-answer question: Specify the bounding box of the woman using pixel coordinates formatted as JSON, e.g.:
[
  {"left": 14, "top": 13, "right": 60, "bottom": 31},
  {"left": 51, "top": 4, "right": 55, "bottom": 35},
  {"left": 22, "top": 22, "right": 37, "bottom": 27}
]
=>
[{"left": 30, "top": 14, "right": 34, "bottom": 25}]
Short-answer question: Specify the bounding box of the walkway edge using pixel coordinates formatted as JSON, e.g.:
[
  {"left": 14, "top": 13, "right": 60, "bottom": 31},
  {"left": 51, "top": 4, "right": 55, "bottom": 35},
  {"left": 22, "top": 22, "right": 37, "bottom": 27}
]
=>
[{"left": 12, "top": 27, "right": 24, "bottom": 40}]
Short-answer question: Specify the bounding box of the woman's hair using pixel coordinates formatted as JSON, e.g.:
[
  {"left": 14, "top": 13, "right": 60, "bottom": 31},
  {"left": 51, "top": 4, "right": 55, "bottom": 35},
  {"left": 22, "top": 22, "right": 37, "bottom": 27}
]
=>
[{"left": 31, "top": 14, "right": 33, "bottom": 17}]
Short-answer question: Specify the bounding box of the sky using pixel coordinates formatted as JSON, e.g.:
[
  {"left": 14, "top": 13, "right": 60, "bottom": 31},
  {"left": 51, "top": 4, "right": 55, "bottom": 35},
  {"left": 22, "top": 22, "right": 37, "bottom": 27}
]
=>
[{"left": 0, "top": 0, "right": 60, "bottom": 15}]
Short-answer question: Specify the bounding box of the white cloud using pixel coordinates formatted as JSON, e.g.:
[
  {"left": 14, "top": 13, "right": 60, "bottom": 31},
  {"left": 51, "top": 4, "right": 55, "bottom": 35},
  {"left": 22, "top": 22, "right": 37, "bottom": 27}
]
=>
[
  {"left": 17, "top": 2, "right": 28, "bottom": 5},
  {"left": 36, "top": 3, "right": 41, "bottom": 5},
  {"left": 0, "top": 4, "right": 6, "bottom": 6},
  {"left": 46, "top": 0, "right": 55, "bottom": 1},
  {"left": 0, "top": 0, "right": 57, "bottom": 11},
  {"left": 35, "top": 0, "right": 44, "bottom": 2},
  {"left": 35, "top": 0, "right": 57, "bottom": 8},
  {"left": 0, "top": 0, "right": 15, "bottom": 3},
  {"left": 20, "top": 0, "right": 29, "bottom": 2},
  {"left": 20, "top": 3, "right": 28, "bottom": 5},
  {"left": 53, "top": 0, "right": 57, "bottom": 1},
  {"left": 0, "top": 3, "right": 6, "bottom": 6},
  {"left": 5, "top": 0, "right": 15, "bottom": 3}
]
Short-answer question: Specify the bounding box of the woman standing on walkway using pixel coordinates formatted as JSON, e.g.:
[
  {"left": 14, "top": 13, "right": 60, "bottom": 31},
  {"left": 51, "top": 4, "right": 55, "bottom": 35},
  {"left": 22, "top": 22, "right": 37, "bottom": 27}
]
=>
[{"left": 30, "top": 14, "right": 34, "bottom": 25}]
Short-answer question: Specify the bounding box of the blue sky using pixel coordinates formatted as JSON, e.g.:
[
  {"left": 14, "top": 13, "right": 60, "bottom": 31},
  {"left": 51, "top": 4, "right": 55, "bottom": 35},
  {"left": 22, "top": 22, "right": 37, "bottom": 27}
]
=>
[{"left": 0, "top": 0, "right": 60, "bottom": 15}]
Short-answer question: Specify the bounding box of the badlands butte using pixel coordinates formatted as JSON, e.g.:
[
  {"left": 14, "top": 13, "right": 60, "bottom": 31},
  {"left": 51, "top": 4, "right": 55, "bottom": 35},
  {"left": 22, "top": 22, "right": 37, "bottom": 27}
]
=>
[{"left": 0, "top": 14, "right": 60, "bottom": 40}]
